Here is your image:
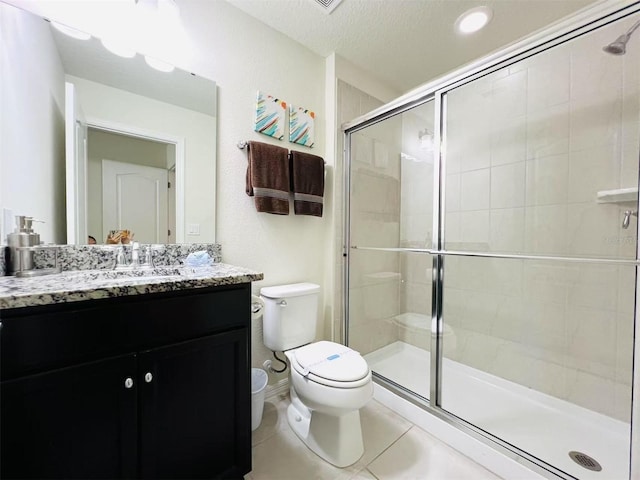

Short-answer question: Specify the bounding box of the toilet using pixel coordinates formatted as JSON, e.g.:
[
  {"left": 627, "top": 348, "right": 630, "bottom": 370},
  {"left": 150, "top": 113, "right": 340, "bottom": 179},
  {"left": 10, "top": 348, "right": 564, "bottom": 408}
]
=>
[{"left": 260, "top": 283, "right": 373, "bottom": 468}]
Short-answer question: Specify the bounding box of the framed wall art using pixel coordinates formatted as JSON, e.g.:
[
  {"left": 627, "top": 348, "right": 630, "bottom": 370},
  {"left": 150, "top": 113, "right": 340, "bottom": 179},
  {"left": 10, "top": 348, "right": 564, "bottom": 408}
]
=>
[
  {"left": 255, "top": 91, "right": 286, "bottom": 140},
  {"left": 289, "top": 105, "right": 315, "bottom": 147}
]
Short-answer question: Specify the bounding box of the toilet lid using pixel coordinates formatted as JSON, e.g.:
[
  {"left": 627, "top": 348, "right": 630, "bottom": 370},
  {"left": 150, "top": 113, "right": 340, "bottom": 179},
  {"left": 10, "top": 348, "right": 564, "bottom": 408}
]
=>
[{"left": 292, "top": 341, "right": 369, "bottom": 383}]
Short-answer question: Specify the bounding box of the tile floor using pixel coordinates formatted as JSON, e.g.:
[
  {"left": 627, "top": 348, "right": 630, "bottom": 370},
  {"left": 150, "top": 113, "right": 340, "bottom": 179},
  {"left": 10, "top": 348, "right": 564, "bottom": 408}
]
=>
[{"left": 247, "top": 393, "right": 504, "bottom": 480}]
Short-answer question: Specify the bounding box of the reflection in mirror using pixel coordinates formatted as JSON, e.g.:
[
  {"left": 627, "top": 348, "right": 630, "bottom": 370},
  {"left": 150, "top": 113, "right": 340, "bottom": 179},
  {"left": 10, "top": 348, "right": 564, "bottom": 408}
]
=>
[
  {"left": 0, "top": 2, "right": 217, "bottom": 245},
  {"left": 87, "top": 129, "right": 176, "bottom": 245}
]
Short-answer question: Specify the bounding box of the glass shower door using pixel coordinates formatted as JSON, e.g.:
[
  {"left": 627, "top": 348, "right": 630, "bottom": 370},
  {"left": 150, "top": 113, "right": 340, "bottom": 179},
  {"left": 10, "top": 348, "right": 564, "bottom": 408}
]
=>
[{"left": 347, "top": 101, "right": 435, "bottom": 400}]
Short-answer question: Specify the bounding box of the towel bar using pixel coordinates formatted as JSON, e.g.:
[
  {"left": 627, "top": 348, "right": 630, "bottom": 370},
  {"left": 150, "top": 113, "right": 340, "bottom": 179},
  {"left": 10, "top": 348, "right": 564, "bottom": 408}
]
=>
[{"left": 237, "top": 140, "right": 326, "bottom": 165}]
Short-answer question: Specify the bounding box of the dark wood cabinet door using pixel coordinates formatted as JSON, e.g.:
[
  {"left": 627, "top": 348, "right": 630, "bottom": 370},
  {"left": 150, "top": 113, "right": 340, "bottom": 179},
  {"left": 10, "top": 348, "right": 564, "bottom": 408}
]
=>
[
  {"left": 1, "top": 353, "right": 138, "bottom": 479},
  {"left": 138, "top": 329, "right": 250, "bottom": 479}
]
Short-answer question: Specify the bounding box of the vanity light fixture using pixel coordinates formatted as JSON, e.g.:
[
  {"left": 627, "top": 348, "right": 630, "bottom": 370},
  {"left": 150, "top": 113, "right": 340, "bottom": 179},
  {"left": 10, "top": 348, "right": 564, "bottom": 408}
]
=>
[
  {"left": 101, "top": 37, "right": 137, "bottom": 58},
  {"left": 455, "top": 6, "right": 493, "bottom": 34},
  {"left": 50, "top": 21, "right": 91, "bottom": 40},
  {"left": 144, "top": 55, "right": 175, "bottom": 72}
]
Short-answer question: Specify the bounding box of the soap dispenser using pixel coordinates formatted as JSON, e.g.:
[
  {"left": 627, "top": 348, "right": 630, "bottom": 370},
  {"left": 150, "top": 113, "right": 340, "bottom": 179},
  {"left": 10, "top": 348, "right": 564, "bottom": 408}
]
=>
[{"left": 6, "top": 216, "right": 41, "bottom": 275}]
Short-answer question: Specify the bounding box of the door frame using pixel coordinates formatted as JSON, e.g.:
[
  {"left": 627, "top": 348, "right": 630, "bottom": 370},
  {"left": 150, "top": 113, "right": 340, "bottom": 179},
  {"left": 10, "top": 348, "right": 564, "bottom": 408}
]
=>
[{"left": 86, "top": 117, "right": 185, "bottom": 243}]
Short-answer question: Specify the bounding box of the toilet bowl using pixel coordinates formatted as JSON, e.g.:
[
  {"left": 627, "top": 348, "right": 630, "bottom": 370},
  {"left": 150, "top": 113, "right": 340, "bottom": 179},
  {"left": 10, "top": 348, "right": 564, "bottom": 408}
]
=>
[
  {"left": 260, "top": 283, "right": 373, "bottom": 468},
  {"left": 284, "top": 341, "right": 373, "bottom": 467}
]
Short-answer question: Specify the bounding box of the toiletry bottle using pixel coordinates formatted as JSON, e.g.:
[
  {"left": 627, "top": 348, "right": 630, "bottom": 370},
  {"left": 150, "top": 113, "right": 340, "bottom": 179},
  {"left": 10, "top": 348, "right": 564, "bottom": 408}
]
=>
[{"left": 6, "top": 216, "right": 41, "bottom": 275}]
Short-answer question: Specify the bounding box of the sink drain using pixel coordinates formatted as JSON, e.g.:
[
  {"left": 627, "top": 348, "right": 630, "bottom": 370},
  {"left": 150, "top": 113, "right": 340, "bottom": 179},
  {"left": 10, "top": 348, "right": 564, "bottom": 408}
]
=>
[{"left": 569, "top": 451, "right": 602, "bottom": 472}]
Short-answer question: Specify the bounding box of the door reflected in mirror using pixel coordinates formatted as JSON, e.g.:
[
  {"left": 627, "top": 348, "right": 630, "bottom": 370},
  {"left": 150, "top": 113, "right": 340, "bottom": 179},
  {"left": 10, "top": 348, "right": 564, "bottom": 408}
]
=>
[{"left": 88, "top": 129, "right": 176, "bottom": 245}]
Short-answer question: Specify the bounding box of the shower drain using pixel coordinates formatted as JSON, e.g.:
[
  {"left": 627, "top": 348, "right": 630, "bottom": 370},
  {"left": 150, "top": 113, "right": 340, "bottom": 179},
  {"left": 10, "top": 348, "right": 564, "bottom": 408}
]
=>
[{"left": 568, "top": 451, "right": 602, "bottom": 472}]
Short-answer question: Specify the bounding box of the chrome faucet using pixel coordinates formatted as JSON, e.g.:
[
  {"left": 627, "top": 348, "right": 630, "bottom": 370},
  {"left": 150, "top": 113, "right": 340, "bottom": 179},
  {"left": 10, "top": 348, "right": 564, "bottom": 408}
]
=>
[
  {"left": 114, "top": 242, "right": 155, "bottom": 269},
  {"left": 622, "top": 210, "right": 638, "bottom": 229}
]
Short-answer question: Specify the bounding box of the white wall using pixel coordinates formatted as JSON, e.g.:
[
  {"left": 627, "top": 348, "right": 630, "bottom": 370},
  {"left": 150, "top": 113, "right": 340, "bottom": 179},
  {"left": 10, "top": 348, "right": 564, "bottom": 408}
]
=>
[
  {"left": 178, "top": 0, "right": 327, "bottom": 286},
  {"left": 0, "top": 3, "right": 66, "bottom": 244}
]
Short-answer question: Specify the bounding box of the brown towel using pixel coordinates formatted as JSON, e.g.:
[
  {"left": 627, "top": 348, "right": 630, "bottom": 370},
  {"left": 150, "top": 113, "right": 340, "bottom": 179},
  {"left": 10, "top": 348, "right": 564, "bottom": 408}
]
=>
[
  {"left": 290, "top": 150, "right": 325, "bottom": 217},
  {"left": 246, "top": 141, "right": 290, "bottom": 215}
]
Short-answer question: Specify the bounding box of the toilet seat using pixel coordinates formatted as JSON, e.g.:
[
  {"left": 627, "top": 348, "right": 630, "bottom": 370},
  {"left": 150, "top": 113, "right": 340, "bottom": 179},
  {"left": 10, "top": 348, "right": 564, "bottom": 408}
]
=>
[{"left": 290, "top": 341, "right": 371, "bottom": 389}]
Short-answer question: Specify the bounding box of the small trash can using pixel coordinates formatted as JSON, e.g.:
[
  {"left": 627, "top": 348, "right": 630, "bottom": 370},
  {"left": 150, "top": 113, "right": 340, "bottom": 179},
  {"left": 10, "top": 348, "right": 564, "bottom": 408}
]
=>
[{"left": 251, "top": 368, "right": 268, "bottom": 431}]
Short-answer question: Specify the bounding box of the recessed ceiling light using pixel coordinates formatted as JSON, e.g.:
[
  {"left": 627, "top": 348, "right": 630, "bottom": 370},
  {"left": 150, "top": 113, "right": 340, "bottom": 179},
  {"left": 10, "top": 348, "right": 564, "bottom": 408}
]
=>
[
  {"left": 455, "top": 6, "right": 493, "bottom": 34},
  {"left": 51, "top": 21, "right": 91, "bottom": 40}
]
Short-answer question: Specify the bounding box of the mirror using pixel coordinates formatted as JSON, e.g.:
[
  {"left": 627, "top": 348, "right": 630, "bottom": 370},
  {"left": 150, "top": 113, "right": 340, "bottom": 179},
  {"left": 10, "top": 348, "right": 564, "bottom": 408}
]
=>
[{"left": 0, "top": 1, "right": 217, "bottom": 245}]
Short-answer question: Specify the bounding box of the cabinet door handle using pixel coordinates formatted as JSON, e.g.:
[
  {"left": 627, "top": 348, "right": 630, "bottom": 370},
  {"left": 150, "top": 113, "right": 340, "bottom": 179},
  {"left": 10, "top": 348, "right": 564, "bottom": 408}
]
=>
[
  {"left": 144, "top": 372, "right": 153, "bottom": 383},
  {"left": 124, "top": 377, "right": 134, "bottom": 389}
]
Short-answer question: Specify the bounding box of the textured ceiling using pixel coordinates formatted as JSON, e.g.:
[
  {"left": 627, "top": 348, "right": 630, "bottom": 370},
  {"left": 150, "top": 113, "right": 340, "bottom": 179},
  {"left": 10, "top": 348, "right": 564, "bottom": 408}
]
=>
[{"left": 224, "top": 0, "right": 598, "bottom": 93}]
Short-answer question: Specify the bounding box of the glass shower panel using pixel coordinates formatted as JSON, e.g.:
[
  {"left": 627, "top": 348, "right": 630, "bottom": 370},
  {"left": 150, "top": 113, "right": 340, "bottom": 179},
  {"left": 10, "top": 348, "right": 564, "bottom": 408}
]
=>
[
  {"left": 350, "top": 249, "right": 433, "bottom": 399},
  {"left": 440, "top": 255, "right": 635, "bottom": 479},
  {"left": 348, "top": 247, "right": 402, "bottom": 356},
  {"left": 444, "top": 15, "right": 640, "bottom": 259},
  {"left": 349, "top": 101, "right": 435, "bottom": 250},
  {"left": 347, "top": 99, "right": 435, "bottom": 399}
]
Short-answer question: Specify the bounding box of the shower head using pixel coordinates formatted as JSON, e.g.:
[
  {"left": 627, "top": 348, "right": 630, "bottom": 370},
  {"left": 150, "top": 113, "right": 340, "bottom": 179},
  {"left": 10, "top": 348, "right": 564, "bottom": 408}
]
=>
[
  {"left": 603, "top": 34, "right": 629, "bottom": 55},
  {"left": 603, "top": 19, "right": 640, "bottom": 55}
]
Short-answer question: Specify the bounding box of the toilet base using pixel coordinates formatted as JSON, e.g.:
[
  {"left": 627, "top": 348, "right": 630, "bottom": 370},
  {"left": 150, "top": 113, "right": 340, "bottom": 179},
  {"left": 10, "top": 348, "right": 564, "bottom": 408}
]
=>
[{"left": 286, "top": 388, "right": 365, "bottom": 468}]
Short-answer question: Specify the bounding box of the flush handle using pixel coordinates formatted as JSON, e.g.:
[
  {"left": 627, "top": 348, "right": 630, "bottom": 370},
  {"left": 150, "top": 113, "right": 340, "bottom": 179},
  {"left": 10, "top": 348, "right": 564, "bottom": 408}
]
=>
[{"left": 278, "top": 300, "right": 287, "bottom": 307}]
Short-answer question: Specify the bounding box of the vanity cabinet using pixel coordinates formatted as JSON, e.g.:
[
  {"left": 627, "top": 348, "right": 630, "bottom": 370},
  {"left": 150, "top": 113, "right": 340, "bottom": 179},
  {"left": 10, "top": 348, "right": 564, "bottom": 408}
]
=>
[
  {"left": 3, "top": 353, "right": 138, "bottom": 478},
  {"left": 0, "top": 283, "right": 251, "bottom": 479}
]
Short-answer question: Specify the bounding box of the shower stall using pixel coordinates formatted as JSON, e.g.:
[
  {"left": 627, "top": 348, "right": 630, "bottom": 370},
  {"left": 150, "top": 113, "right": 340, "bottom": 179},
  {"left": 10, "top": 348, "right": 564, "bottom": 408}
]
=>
[{"left": 342, "top": 3, "right": 639, "bottom": 479}]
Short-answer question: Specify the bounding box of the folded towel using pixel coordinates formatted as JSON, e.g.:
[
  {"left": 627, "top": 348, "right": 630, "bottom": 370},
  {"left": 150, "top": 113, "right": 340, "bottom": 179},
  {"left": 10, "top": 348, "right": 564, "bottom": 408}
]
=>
[
  {"left": 246, "top": 141, "right": 290, "bottom": 215},
  {"left": 290, "top": 150, "right": 325, "bottom": 217}
]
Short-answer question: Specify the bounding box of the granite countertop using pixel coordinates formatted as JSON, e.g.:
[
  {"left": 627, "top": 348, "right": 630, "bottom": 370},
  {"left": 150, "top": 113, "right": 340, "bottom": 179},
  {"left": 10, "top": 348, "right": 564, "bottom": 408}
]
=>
[{"left": 0, "top": 263, "right": 264, "bottom": 310}]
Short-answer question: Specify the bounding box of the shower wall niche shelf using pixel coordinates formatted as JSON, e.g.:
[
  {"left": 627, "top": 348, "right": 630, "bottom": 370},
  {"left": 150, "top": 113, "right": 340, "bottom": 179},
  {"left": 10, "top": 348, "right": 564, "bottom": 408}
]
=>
[{"left": 596, "top": 187, "right": 638, "bottom": 204}]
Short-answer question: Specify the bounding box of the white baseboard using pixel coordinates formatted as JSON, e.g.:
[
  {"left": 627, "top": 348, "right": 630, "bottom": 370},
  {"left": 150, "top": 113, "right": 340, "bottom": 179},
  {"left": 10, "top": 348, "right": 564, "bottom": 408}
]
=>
[{"left": 265, "top": 378, "right": 289, "bottom": 399}]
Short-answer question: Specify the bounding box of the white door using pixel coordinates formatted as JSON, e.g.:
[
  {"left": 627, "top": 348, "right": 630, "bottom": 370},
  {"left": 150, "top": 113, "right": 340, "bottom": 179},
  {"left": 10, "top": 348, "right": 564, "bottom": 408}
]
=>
[
  {"left": 102, "top": 159, "right": 168, "bottom": 244},
  {"left": 65, "top": 82, "right": 88, "bottom": 244}
]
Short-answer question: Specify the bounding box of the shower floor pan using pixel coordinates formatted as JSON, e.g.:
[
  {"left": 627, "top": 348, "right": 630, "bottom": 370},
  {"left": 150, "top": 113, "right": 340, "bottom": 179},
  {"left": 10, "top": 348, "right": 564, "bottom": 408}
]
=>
[{"left": 365, "top": 341, "right": 630, "bottom": 480}]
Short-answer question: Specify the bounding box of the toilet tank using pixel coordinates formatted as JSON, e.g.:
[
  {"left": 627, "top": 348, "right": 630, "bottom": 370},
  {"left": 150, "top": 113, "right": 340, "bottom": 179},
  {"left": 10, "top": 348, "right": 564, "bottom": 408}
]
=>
[{"left": 260, "top": 283, "right": 320, "bottom": 351}]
